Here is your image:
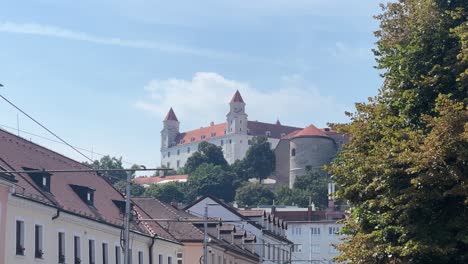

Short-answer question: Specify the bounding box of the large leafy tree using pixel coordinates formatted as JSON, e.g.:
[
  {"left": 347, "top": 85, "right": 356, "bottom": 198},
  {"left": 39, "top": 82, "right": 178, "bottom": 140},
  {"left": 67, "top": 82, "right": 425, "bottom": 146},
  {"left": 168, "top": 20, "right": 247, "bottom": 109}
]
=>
[
  {"left": 144, "top": 182, "right": 186, "bottom": 203},
  {"left": 184, "top": 141, "right": 228, "bottom": 174},
  {"left": 241, "top": 136, "right": 276, "bottom": 181},
  {"left": 187, "top": 163, "right": 235, "bottom": 202},
  {"left": 83, "top": 155, "right": 128, "bottom": 184},
  {"left": 328, "top": 1, "right": 468, "bottom": 263},
  {"left": 235, "top": 183, "right": 275, "bottom": 207},
  {"left": 113, "top": 180, "right": 145, "bottom": 197}
]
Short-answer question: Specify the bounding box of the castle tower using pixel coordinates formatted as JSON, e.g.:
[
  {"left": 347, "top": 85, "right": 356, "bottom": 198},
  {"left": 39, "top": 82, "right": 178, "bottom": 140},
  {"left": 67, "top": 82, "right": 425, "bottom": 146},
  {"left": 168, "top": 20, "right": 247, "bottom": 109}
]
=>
[
  {"left": 161, "top": 108, "right": 180, "bottom": 150},
  {"left": 226, "top": 90, "right": 248, "bottom": 135}
]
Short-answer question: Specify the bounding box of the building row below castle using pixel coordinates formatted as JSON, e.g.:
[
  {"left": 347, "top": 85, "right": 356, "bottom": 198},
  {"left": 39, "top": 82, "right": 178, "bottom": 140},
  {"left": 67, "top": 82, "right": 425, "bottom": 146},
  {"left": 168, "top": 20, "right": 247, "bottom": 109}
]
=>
[{"left": 161, "top": 90, "right": 348, "bottom": 187}]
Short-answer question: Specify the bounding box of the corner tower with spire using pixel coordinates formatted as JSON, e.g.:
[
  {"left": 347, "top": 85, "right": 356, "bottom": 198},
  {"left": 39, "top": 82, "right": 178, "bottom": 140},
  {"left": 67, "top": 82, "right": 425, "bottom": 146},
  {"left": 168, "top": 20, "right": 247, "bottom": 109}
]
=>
[
  {"left": 226, "top": 90, "right": 248, "bottom": 135},
  {"left": 161, "top": 107, "right": 180, "bottom": 150}
]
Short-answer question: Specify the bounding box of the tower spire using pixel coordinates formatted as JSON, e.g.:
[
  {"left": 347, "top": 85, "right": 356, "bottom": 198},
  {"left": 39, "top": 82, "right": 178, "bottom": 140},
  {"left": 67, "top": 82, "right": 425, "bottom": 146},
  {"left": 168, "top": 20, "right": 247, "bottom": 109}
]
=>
[
  {"left": 164, "top": 107, "right": 179, "bottom": 122},
  {"left": 230, "top": 90, "right": 245, "bottom": 103}
]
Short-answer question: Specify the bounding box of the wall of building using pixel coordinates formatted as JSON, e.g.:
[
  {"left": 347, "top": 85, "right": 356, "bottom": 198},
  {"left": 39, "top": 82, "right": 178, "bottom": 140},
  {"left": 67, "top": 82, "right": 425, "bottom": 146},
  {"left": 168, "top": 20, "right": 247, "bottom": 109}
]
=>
[
  {"left": 0, "top": 181, "right": 12, "bottom": 264},
  {"left": 4, "top": 195, "right": 181, "bottom": 264},
  {"left": 273, "top": 139, "right": 290, "bottom": 186},
  {"left": 289, "top": 137, "right": 336, "bottom": 187},
  {"left": 287, "top": 221, "right": 342, "bottom": 264}
]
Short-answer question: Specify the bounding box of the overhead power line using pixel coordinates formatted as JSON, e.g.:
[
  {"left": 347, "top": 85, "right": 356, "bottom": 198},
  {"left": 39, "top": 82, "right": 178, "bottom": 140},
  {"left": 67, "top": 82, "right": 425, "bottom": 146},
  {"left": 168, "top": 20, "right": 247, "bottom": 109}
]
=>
[{"left": 0, "top": 93, "right": 95, "bottom": 163}]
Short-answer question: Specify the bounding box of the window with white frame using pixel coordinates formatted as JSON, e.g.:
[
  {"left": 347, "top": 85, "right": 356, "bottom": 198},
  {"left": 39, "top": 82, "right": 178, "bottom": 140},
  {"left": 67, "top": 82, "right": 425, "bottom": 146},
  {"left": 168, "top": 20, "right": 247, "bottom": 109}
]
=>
[
  {"left": 58, "top": 232, "right": 66, "bottom": 263},
  {"left": 311, "top": 227, "right": 320, "bottom": 235},
  {"left": 329, "top": 226, "right": 340, "bottom": 235},
  {"left": 103, "top": 243, "right": 109, "bottom": 264},
  {"left": 16, "top": 220, "right": 25, "bottom": 256},
  {"left": 115, "top": 246, "right": 121, "bottom": 264},
  {"left": 158, "top": 254, "right": 163, "bottom": 264},
  {"left": 168, "top": 256, "right": 173, "bottom": 264},
  {"left": 88, "top": 239, "right": 95, "bottom": 264},
  {"left": 74, "top": 236, "right": 81, "bottom": 264},
  {"left": 311, "top": 244, "right": 320, "bottom": 254},
  {"left": 34, "top": 224, "right": 43, "bottom": 259},
  {"left": 138, "top": 251, "right": 143, "bottom": 264}
]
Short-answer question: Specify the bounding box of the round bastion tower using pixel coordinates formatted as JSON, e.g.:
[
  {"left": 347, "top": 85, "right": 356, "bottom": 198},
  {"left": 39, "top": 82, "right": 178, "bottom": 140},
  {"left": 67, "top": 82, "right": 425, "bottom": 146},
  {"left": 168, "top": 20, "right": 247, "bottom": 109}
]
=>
[{"left": 289, "top": 125, "right": 337, "bottom": 187}]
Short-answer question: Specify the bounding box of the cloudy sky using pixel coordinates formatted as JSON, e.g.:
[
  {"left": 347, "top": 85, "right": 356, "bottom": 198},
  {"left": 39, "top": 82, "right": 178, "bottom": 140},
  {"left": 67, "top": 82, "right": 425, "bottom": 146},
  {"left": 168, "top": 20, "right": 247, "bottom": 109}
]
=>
[{"left": 0, "top": 0, "right": 383, "bottom": 168}]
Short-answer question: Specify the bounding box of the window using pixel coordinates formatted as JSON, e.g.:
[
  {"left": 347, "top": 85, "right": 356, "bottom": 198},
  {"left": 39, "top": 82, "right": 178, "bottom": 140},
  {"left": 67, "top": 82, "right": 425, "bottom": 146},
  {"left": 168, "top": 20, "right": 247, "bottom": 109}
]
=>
[
  {"left": 129, "top": 249, "right": 133, "bottom": 264},
  {"left": 220, "top": 140, "right": 224, "bottom": 146},
  {"left": 265, "top": 131, "right": 271, "bottom": 137},
  {"left": 58, "top": 232, "right": 66, "bottom": 263},
  {"left": 248, "top": 140, "right": 252, "bottom": 145},
  {"left": 229, "top": 139, "right": 232, "bottom": 144},
  {"left": 88, "top": 239, "right": 95, "bottom": 264},
  {"left": 167, "top": 162, "right": 170, "bottom": 168},
  {"left": 311, "top": 244, "right": 320, "bottom": 254},
  {"left": 211, "top": 132, "right": 216, "bottom": 137},
  {"left": 24, "top": 167, "right": 51, "bottom": 192},
  {"left": 74, "top": 236, "right": 81, "bottom": 264},
  {"left": 177, "top": 149, "right": 180, "bottom": 155},
  {"left": 273, "top": 246, "right": 276, "bottom": 260},
  {"left": 103, "top": 243, "right": 109, "bottom": 264},
  {"left": 16, "top": 220, "right": 25, "bottom": 255},
  {"left": 168, "top": 152, "right": 171, "bottom": 157},
  {"left": 311, "top": 227, "right": 320, "bottom": 235},
  {"left": 176, "top": 160, "right": 180, "bottom": 168},
  {"left": 35, "top": 225, "right": 43, "bottom": 258},
  {"left": 211, "top": 254, "right": 214, "bottom": 264},
  {"left": 293, "top": 244, "right": 302, "bottom": 252},
  {"left": 177, "top": 252, "right": 183, "bottom": 264},
  {"left": 292, "top": 227, "right": 301, "bottom": 235},
  {"left": 138, "top": 251, "right": 143, "bottom": 264},
  {"left": 268, "top": 243, "right": 271, "bottom": 259},
  {"left": 191, "top": 137, "right": 195, "bottom": 142},
  {"left": 70, "top": 184, "right": 95, "bottom": 206},
  {"left": 201, "top": 135, "right": 206, "bottom": 140},
  {"left": 280, "top": 133, "right": 286, "bottom": 138},
  {"left": 291, "top": 148, "right": 296, "bottom": 156},
  {"left": 218, "top": 256, "right": 222, "bottom": 264},
  {"left": 168, "top": 256, "right": 172, "bottom": 264},
  {"left": 329, "top": 226, "right": 340, "bottom": 235},
  {"left": 115, "top": 246, "right": 122, "bottom": 264},
  {"left": 158, "top": 255, "right": 163, "bottom": 264},
  {"left": 187, "top": 147, "right": 190, "bottom": 153}
]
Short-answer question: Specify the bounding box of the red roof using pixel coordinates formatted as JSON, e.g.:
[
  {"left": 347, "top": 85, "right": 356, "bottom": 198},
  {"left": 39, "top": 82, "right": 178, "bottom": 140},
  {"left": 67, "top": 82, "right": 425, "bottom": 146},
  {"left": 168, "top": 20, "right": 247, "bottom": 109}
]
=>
[
  {"left": 173, "top": 121, "right": 302, "bottom": 146},
  {"left": 230, "top": 90, "right": 245, "bottom": 103},
  {"left": 0, "top": 128, "right": 174, "bottom": 240},
  {"left": 164, "top": 108, "right": 179, "bottom": 122},
  {"left": 134, "top": 175, "right": 188, "bottom": 185},
  {"left": 284, "top": 124, "right": 330, "bottom": 139}
]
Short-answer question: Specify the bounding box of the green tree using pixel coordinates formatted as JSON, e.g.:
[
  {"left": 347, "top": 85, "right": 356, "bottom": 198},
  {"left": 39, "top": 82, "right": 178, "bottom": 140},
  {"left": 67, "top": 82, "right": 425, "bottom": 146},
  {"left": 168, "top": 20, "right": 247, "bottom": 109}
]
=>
[
  {"left": 144, "top": 182, "right": 186, "bottom": 203},
  {"left": 187, "top": 163, "right": 235, "bottom": 202},
  {"left": 275, "top": 185, "right": 309, "bottom": 207},
  {"left": 235, "top": 183, "right": 275, "bottom": 207},
  {"left": 113, "top": 180, "right": 145, "bottom": 197},
  {"left": 83, "top": 155, "right": 127, "bottom": 184},
  {"left": 242, "top": 136, "right": 276, "bottom": 181},
  {"left": 293, "top": 171, "right": 328, "bottom": 209},
  {"left": 328, "top": 1, "right": 468, "bottom": 263},
  {"left": 184, "top": 141, "right": 228, "bottom": 174}
]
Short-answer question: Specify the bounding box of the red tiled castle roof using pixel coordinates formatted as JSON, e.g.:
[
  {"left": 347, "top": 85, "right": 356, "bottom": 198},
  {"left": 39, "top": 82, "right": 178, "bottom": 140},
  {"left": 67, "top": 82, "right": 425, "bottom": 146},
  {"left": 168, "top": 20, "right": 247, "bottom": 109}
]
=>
[{"left": 284, "top": 124, "right": 330, "bottom": 139}]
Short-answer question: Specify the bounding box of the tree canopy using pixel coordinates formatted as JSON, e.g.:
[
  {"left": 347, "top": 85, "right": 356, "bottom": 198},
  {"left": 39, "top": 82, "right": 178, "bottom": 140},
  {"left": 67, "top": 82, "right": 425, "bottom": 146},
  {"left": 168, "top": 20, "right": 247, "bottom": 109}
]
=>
[
  {"left": 83, "top": 155, "right": 128, "bottom": 184},
  {"left": 241, "top": 136, "right": 276, "bottom": 181},
  {"left": 328, "top": 1, "right": 468, "bottom": 263},
  {"left": 187, "top": 163, "right": 236, "bottom": 202},
  {"left": 184, "top": 141, "right": 228, "bottom": 174},
  {"left": 113, "top": 180, "right": 145, "bottom": 197},
  {"left": 235, "top": 183, "right": 275, "bottom": 207},
  {"left": 144, "top": 182, "right": 186, "bottom": 203}
]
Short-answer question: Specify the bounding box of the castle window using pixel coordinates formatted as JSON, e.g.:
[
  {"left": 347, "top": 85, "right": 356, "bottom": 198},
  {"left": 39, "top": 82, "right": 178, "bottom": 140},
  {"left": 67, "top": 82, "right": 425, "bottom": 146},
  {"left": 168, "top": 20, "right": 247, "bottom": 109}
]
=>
[
  {"left": 265, "top": 131, "right": 271, "bottom": 137},
  {"left": 239, "top": 128, "right": 242, "bottom": 132},
  {"left": 229, "top": 139, "right": 232, "bottom": 144},
  {"left": 248, "top": 140, "right": 252, "bottom": 145},
  {"left": 201, "top": 135, "right": 206, "bottom": 140},
  {"left": 168, "top": 151, "right": 171, "bottom": 157},
  {"left": 211, "top": 132, "right": 216, "bottom": 137},
  {"left": 176, "top": 160, "right": 180, "bottom": 168},
  {"left": 187, "top": 147, "right": 190, "bottom": 153},
  {"left": 167, "top": 162, "right": 171, "bottom": 168},
  {"left": 221, "top": 140, "right": 224, "bottom": 146},
  {"left": 291, "top": 148, "right": 296, "bottom": 156},
  {"left": 224, "top": 129, "right": 227, "bottom": 134},
  {"left": 177, "top": 149, "right": 180, "bottom": 155},
  {"left": 191, "top": 137, "right": 195, "bottom": 142}
]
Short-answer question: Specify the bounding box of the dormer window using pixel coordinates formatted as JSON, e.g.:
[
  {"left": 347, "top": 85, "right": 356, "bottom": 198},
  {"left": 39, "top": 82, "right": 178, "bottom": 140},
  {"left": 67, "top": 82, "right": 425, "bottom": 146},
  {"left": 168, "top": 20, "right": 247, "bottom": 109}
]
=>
[
  {"left": 265, "top": 131, "right": 271, "bottom": 137},
  {"left": 280, "top": 133, "right": 286, "bottom": 138},
  {"left": 23, "top": 167, "right": 51, "bottom": 192},
  {"left": 70, "top": 185, "right": 95, "bottom": 206},
  {"left": 112, "top": 200, "right": 134, "bottom": 215}
]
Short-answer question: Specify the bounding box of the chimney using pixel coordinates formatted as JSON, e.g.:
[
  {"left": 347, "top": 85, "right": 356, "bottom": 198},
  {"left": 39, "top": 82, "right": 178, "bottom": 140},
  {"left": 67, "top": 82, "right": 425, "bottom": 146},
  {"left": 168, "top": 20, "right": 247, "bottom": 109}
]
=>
[{"left": 170, "top": 201, "right": 178, "bottom": 209}]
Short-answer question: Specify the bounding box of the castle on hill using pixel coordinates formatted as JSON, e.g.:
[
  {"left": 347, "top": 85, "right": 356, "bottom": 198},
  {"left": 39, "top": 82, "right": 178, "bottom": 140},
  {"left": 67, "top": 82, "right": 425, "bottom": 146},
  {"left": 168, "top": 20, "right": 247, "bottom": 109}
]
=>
[{"left": 161, "top": 90, "right": 347, "bottom": 187}]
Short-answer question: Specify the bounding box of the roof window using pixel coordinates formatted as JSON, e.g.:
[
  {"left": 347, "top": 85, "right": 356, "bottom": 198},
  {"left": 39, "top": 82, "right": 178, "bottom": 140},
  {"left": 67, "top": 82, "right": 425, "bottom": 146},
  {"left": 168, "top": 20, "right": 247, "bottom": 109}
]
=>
[
  {"left": 70, "top": 184, "right": 95, "bottom": 206},
  {"left": 23, "top": 167, "right": 51, "bottom": 192},
  {"left": 265, "top": 131, "right": 271, "bottom": 137}
]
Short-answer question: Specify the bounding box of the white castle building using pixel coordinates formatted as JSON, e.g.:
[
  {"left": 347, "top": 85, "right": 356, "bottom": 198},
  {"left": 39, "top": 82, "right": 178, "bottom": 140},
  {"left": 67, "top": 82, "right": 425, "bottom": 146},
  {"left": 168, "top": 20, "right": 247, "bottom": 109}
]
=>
[{"left": 160, "top": 91, "right": 347, "bottom": 186}]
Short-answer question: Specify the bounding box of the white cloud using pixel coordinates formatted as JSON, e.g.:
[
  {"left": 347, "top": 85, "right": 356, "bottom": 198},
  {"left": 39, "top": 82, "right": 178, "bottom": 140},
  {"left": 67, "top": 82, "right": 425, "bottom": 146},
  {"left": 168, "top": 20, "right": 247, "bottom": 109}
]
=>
[
  {"left": 0, "top": 21, "right": 253, "bottom": 60},
  {"left": 135, "top": 72, "right": 350, "bottom": 129}
]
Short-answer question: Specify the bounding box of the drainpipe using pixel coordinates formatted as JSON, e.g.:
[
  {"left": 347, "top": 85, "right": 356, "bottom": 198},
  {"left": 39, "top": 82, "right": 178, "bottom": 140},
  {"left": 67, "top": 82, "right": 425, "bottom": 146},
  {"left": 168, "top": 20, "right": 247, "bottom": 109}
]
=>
[
  {"left": 148, "top": 235, "right": 156, "bottom": 264},
  {"left": 52, "top": 208, "right": 60, "bottom": 220}
]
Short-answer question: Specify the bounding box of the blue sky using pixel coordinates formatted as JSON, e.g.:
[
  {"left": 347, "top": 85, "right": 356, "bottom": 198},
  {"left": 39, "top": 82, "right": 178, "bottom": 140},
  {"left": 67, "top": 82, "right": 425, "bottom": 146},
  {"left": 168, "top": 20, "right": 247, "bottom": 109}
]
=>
[{"left": 0, "top": 0, "right": 383, "bottom": 169}]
